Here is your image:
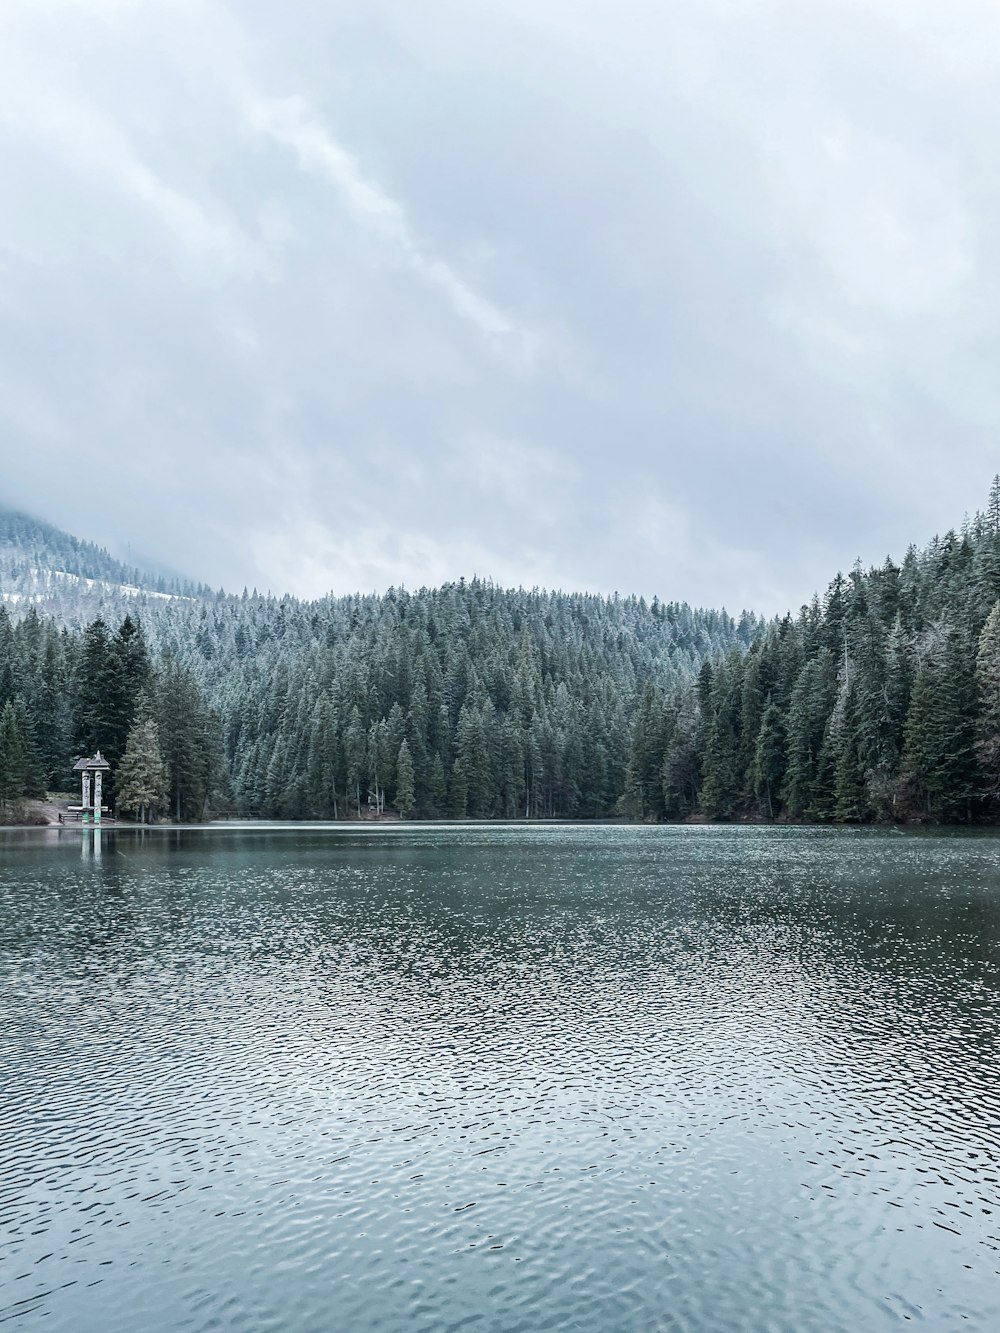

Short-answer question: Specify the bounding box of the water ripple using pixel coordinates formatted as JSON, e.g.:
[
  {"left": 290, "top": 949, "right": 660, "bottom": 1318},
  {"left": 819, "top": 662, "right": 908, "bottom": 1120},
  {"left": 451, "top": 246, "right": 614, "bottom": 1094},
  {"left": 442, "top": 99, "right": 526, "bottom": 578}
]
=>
[{"left": 1, "top": 824, "right": 999, "bottom": 1330}]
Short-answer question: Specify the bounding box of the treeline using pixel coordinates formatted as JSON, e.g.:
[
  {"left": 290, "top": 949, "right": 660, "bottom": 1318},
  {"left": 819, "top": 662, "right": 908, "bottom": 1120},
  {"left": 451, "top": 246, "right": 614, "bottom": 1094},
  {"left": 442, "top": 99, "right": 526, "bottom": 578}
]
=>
[
  {"left": 11, "top": 483, "right": 1000, "bottom": 825},
  {"left": 170, "top": 584, "right": 752, "bottom": 820},
  {"left": 0, "top": 584, "right": 751, "bottom": 822},
  {"left": 0, "top": 609, "right": 221, "bottom": 822},
  {"left": 626, "top": 481, "right": 1000, "bottom": 824}
]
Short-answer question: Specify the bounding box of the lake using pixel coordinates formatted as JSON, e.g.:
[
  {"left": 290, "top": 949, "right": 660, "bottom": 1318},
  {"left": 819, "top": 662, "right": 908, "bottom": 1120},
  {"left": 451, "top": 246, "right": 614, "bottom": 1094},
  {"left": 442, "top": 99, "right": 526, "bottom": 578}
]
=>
[{"left": 1, "top": 824, "right": 999, "bottom": 1331}]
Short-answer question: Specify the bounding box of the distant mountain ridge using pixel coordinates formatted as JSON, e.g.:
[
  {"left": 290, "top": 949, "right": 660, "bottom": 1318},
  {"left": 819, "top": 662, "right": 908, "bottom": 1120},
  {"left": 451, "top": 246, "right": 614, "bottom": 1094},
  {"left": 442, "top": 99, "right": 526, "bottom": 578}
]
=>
[{"left": 0, "top": 504, "right": 204, "bottom": 624}]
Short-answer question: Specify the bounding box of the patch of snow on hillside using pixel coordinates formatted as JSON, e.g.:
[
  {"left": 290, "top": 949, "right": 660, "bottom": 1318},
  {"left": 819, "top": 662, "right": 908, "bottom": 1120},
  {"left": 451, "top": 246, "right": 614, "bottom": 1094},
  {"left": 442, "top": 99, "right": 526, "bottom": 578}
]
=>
[{"left": 0, "top": 566, "right": 195, "bottom": 604}]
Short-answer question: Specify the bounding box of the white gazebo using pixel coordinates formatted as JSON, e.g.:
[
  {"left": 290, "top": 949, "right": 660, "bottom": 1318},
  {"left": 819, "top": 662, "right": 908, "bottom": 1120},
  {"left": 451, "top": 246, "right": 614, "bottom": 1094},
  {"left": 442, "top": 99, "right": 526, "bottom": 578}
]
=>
[{"left": 71, "top": 751, "right": 111, "bottom": 826}]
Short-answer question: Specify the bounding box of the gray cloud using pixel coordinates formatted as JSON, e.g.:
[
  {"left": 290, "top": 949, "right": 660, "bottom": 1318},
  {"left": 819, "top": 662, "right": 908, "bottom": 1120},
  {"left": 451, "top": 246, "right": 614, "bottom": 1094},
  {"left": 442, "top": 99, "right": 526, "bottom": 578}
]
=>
[{"left": 1, "top": 0, "right": 998, "bottom": 614}]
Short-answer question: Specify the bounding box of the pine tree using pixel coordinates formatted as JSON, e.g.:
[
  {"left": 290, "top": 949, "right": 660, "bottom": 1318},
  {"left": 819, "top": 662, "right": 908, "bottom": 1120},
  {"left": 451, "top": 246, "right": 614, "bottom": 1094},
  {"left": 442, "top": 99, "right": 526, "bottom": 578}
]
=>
[
  {"left": 976, "top": 601, "right": 1000, "bottom": 802},
  {"left": 936, "top": 629, "right": 980, "bottom": 823},
  {"left": 987, "top": 475, "right": 1000, "bottom": 536},
  {"left": 899, "top": 630, "right": 980, "bottom": 822},
  {"left": 0, "top": 606, "right": 20, "bottom": 707},
  {"left": 156, "top": 658, "right": 218, "bottom": 821},
  {"left": 782, "top": 653, "right": 835, "bottom": 818},
  {"left": 344, "top": 706, "right": 367, "bottom": 818},
  {"left": 698, "top": 658, "right": 742, "bottom": 819},
  {"left": 10, "top": 696, "right": 45, "bottom": 798},
  {"left": 367, "top": 718, "right": 390, "bottom": 813},
  {"left": 661, "top": 690, "right": 700, "bottom": 817},
  {"left": 751, "top": 697, "right": 784, "bottom": 819},
  {"left": 833, "top": 684, "right": 867, "bottom": 822},
  {"left": 623, "top": 684, "right": 666, "bottom": 819},
  {"left": 899, "top": 659, "right": 937, "bottom": 819},
  {"left": 0, "top": 700, "right": 24, "bottom": 815},
  {"left": 306, "top": 696, "right": 339, "bottom": 818},
  {"left": 116, "top": 716, "right": 167, "bottom": 823},
  {"left": 396, "top": 739, "right": 416, "bottom": 817},
  {"left": 429, "top": 751, "right": 447, "bottom": 814},
  {"left": 73, "top": 619, "right": 115, "bottom": 757}
]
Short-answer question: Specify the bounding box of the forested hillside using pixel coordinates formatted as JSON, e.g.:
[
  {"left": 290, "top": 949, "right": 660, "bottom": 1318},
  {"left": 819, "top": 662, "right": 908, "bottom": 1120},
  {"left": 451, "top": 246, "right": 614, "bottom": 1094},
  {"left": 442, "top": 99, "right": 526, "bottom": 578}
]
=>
[
  {"left": 172, "top": 583, "right": 752, "bottom": 819},
  {"left": 0, "top": 504, "right": 754, "bottom": 820},
  {"left": 634, "top": 480, "right": 1000, "bottom": 824},
  {"left": 6, "top": 485, "right": 1000, "bottom": 824}
]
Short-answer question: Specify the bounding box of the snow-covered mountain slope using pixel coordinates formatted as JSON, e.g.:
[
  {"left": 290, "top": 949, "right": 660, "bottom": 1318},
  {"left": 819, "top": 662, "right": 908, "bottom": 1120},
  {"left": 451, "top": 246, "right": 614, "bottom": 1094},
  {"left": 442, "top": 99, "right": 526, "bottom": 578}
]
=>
[{"left": 0, "top": 505, "right": 201, "bottom": 625}]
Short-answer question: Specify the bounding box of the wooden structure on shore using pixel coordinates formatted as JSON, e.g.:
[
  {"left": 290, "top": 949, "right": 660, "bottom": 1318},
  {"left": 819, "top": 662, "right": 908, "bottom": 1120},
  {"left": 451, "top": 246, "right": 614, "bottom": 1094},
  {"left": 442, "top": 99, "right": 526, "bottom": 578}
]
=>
[{"left": 68, "top": 752, "right": 111, "bottom": 825}]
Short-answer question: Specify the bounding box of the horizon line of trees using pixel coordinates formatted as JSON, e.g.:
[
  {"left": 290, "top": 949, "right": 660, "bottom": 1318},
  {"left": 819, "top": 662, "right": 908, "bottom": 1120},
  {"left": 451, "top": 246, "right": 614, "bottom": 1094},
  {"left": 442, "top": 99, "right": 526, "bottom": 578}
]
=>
[{"left": 6, "top": 481, "right": 1000, "bottom": 825}]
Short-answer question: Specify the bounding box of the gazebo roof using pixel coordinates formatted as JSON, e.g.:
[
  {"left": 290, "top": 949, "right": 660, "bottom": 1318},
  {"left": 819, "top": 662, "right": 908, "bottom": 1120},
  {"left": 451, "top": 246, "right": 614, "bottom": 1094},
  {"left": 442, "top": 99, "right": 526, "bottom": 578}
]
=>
[{"left": 73, "top": 751, "right": 111, "bottom": 772}]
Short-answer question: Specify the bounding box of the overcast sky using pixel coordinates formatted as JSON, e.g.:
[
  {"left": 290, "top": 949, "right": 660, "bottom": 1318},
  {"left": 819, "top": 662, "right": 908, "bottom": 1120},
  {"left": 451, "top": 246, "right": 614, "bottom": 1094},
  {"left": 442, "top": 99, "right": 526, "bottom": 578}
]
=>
[{"left": 1, "top": 0, "right": 998, "bottom": 613}]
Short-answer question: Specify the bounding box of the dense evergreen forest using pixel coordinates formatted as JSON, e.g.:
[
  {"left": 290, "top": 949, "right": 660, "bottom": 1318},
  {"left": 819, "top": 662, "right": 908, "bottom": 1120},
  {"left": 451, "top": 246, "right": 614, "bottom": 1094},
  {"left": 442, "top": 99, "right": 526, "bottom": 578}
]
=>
[
  {"left": 640, "top": 481, "right": 1000, "bottom": 825},
  {"left": 4, "top": 484, "right": 1000, "bottom": 824},
  {"left": 0, "top": 583, "right": 750, "bottom": 821},
  {"left": 0, "top": 610, "right": 220, "bottom": 822}
]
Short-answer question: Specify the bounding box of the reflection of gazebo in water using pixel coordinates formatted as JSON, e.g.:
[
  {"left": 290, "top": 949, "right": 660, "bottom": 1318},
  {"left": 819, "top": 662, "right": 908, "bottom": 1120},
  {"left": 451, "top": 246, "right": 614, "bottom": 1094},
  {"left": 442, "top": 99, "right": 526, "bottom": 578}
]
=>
[{"left": 70, "top": 752, "right": 111, "bottom": 826}]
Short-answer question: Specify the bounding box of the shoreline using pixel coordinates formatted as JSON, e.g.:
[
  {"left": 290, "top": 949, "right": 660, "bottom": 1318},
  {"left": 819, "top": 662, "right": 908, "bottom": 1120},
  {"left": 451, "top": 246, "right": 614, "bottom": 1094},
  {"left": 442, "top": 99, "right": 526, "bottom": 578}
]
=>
[{"left": 0, "top": 815, "right": 984, "bottom": 833}]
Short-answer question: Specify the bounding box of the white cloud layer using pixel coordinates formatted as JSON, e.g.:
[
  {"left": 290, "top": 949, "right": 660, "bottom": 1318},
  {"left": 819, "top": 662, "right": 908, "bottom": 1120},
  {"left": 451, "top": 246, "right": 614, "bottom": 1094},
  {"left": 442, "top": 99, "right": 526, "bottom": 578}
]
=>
[
  {"left": 1, "top": 0, "right": 999, "bottom": 613},
  {"left": 245, "top": 95, "right": 537, "bottom": 361}
]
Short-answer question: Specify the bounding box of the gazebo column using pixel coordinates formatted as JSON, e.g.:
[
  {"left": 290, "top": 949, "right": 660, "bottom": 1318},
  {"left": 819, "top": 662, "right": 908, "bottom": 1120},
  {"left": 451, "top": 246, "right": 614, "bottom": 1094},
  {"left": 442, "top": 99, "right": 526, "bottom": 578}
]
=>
[
  {"left": 82, "top": 771, "right": 91, "bottom": 826},
  {"left": 93, "top": 770, "right": 103, "bottom": 827}
]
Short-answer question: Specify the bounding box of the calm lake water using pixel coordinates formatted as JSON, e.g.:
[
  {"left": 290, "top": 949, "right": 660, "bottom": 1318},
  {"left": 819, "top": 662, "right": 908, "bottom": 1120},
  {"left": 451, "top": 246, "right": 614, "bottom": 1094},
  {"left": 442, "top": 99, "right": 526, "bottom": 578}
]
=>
[{"left": 1, "top": 824, "right": 999, "bottom": 1331}]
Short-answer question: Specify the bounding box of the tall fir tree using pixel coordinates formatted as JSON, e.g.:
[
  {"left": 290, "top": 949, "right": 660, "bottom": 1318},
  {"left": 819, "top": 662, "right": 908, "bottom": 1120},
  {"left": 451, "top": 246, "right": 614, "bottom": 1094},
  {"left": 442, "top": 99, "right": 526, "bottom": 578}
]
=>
[
  {"left": 396, "top": 739, "right": 416, "bottom": 817},
  {"left": 116, "top": 714, "right": 168, "bottom": 824}
]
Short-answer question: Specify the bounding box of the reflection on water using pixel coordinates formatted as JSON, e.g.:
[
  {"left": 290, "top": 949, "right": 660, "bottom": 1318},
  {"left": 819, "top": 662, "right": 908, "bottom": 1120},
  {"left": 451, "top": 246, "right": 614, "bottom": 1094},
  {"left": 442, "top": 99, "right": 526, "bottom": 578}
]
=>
[{"left": 1, "top": 824, "right": 999, "bottom": 1331}]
